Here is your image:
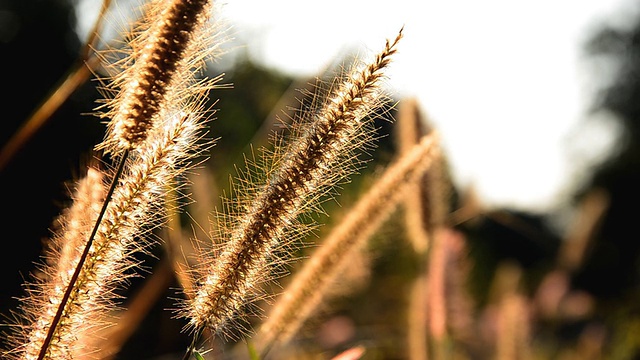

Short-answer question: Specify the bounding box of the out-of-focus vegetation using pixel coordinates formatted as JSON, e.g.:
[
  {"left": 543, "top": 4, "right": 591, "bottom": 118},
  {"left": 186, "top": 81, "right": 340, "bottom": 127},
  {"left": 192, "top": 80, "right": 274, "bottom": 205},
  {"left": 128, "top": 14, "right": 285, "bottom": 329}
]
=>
[{"left": 1, "top": 0, "right": 640, "bottom": 359}]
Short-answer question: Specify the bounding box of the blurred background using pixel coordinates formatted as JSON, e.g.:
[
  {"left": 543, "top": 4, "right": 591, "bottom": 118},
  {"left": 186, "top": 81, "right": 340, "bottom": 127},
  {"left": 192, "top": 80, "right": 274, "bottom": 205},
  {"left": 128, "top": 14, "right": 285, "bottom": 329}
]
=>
[{"left": 1, "top": 0, "right": 640, "bottom": 358}]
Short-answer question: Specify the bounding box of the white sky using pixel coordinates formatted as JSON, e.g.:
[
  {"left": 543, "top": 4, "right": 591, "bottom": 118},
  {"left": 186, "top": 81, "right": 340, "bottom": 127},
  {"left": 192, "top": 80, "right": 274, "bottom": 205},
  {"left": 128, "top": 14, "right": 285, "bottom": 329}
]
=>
[{"left": 77, "top": 0, "right": 638, "bottom": 214}]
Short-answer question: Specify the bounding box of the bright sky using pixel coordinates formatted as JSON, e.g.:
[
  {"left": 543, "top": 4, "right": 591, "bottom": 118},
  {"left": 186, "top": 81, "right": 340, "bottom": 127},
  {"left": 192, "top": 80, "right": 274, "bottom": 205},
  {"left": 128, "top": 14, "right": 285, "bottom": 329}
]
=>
[{"left": 77, "top": 0, "right": 637, "bottom": 214}]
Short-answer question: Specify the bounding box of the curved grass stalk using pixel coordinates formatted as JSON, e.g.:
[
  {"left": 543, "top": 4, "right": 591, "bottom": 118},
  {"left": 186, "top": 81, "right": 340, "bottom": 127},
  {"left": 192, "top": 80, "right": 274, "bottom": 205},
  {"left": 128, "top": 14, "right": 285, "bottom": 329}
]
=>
[
  {"left": 255, "top": 133, "right": 439, "bottom": 354},
  {"left": 3, "top": 0, "right": 226, "bottom": 357},
  {"left": 179, "top": 28, "right": 405, "bottom": 354},
  {"left": 0, "top": 0, "right": 111, "bottom": 172}
]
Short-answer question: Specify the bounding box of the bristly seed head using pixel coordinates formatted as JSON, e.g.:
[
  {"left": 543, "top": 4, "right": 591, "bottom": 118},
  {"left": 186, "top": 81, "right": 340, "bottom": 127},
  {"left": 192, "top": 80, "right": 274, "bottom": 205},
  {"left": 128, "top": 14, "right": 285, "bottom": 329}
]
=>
[
  {"left": 99, "top": 0, "right": 215, "bottom": 153},
  {"left": 255, "top": 133, "right": 439, "bottom": 351},
  {"left": 181, "top": 27, "right": 404, "bottom": 339}
]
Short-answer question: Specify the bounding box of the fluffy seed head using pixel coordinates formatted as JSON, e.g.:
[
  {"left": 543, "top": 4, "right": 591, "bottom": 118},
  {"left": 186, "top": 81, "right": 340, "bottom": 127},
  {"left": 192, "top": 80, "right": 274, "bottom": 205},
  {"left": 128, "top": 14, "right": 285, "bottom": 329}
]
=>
[
  {"left": 180, "top": 28, "right": 404, "bottom": 338},
  {"left": 256, "top": 133, "right": 439, "bottom": 350},
  {"left": 96, "top": 0, "right": 223, "bottom": 153}
]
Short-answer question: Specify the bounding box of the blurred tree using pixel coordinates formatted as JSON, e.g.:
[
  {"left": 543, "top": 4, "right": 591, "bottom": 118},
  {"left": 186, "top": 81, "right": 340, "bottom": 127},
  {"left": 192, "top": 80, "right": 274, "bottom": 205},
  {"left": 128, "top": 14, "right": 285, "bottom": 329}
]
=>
[
  {"left": 563, "top": 5, "right": 640, "bottom": 357},
  {"left": 574, "top": 8, "right": 640, "bottom": 303}
]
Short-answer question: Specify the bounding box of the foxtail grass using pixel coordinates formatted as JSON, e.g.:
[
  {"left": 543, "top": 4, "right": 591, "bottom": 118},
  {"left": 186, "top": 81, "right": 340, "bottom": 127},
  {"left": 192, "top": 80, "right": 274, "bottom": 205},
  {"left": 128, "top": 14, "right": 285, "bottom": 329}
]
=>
[
  {"left": 496, "top": 292, "right": 531, "bottom": 360},
  {"left": 396, "top": 96, "right": 458, "bottom": 360},
  {"left": 2, "top": 0, "right": 226, "bottom": 358},
  {"left": 396, "top": 97, "right": 432, "bottom": 254},
  {"left": 2, "top": 166, "right": 106, "bottom": 359},
  {"left": 255, "top": 133, "right": 440, "bottom": 355},
  {"left": 485, "top": 262, "right": 531, "bottom": 360},
  {"left": 4, "top": 108, "right": 211, "bottom": 359},
  {"left": 96, "top": 0, "right": 225, "bottom": 154},
  {"left": 2, "top": 0, "right": 630, "bottom": 358},
  {"left": 396, "top": 97, "right": 452, "bottom": 252},
  {"left": 425, "top": 228, "right": 474, "bottom": 359},
  {"left": 179, "top": 28, "right": 405, "bottom": 353}
]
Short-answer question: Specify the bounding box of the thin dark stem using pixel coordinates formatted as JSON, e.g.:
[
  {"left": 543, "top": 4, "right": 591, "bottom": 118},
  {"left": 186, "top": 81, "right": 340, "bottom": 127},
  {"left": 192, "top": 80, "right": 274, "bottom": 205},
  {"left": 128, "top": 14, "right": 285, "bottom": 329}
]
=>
[
  {"left": 259, "top": 340, "right": 274, "bottom": 360},
  {"left": 36, "top": 150, "right": 129, "bottom": 360},
  {"left": 81, "top": 0, "right": 112, "bottom": 61},
  {"left": 183, "top": 326, "right": 205, "bottom": 360}
]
